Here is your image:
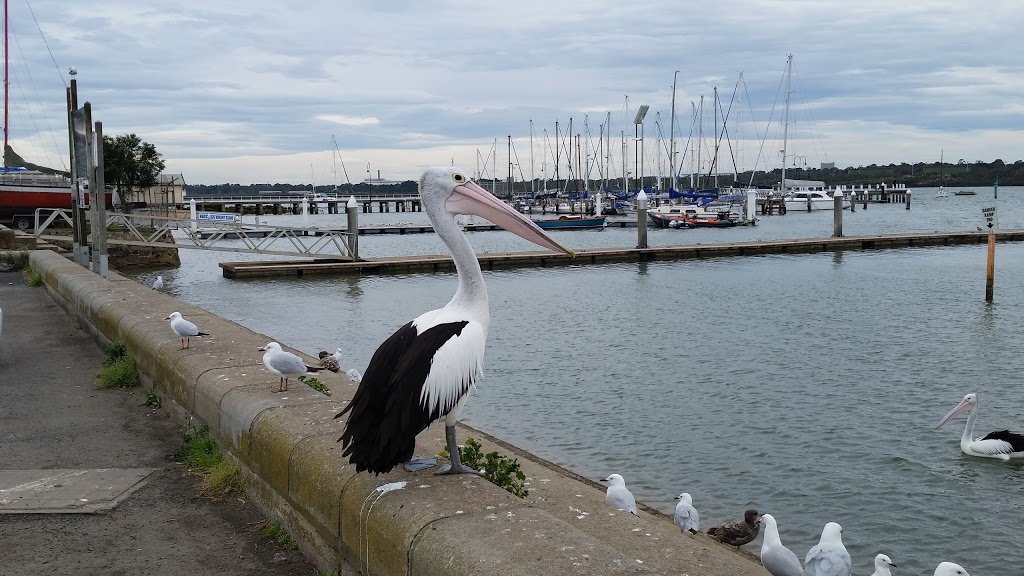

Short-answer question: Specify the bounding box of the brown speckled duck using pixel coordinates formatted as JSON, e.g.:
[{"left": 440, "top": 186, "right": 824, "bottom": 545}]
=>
[{"left": 706, "top": 508, "right": 761, "bottom": 546}]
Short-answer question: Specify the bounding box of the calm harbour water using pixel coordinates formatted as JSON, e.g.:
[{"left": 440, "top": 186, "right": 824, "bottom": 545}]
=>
[{"left": 146, "top": 187, "right": 1023, "bottom": 575}]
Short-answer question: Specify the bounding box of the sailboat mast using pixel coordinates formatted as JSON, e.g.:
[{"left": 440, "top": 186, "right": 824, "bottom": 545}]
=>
[
  {"left": 529, "top": 119, "right": 535, "bottom": 194},
  {"left": 3, "top": 0, "right": 8, "bottom": 167},
  {"left": 781, "top": 54, "right": 792, "bottom": 193},
  {"left": 669, "top": 71, "right": 678, "bottom": 192}
]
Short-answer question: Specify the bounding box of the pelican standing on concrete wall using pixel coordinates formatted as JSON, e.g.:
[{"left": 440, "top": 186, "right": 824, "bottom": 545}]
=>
[{"left": 336, "top": 167, "right": 573, "bottom": 475}]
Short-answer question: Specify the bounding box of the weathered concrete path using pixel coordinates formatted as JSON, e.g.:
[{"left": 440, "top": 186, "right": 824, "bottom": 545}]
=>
[{"left": 0, "top": 270, "right": 317, "bottom": 576}]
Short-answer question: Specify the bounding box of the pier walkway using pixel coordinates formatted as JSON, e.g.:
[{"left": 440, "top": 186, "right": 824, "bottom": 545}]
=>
[{"left": 219, "top": 229, "right": 1024, "bottom": 278}]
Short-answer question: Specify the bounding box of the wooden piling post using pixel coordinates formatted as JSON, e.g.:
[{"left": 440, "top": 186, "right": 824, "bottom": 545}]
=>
[
  {"left": 905, "top": 190, "right": 911, "bottom": 210},
  {"left": 986, "top": 231, "right": 995, "bottom": 302}
]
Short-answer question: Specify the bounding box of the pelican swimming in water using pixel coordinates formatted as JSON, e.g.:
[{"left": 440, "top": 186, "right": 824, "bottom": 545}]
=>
[
  {"left": 803, "top": 522, "right": 851, "bottom": 576},
  {"left": 933, "top": 562, "right": 969, "bottom": 576},
  {"left": 937, "top": 393, "right": 1024, "bottom": 460},
  {"left": 336, "top": 167, "right": 572, "bottom": 475},
  {"left": 758, "top": 514, "right": 803, "bottom": 576}
]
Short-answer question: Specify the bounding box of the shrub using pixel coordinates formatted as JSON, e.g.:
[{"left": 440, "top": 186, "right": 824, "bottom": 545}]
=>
[
  {"left": 440, "top": 437, "right": 528, "bottom": 498},
  {"left": 297, "top": 375, "right": 330, "bottom": 396}
]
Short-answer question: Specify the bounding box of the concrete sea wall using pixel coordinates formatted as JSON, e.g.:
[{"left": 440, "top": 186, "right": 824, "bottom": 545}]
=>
[{"left": 29, "top": 249, "right": 767, "bottom": 576}]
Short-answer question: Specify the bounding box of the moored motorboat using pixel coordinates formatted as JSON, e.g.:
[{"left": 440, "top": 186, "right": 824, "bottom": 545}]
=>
[{"left": 533, "top": 215, "right": 606, "bottom": 230}]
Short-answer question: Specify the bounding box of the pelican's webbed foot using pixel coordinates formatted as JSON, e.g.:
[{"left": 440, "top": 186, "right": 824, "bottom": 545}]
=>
[{"left": 403, "top": 457, "right": 438, "bottom": 472}]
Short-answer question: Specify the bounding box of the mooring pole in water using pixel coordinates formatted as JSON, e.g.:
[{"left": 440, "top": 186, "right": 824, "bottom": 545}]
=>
[
  {"left": 905, "top": 189, "right": 911, "bottom": 210},
  {"left": 833, "top": 186, "right": 843, "bottom": 237},
  {"left": 986, "top": 231, "right": 995, "bottom": 302},
  {"left": 636, "top": 190, "right": 648, "bottom": 249},
  {"left": 982, "top": 206, "right": 996, "bottom": 302},
  {"left": 347, "top": 195, "right": 359, "bottom": 261}
]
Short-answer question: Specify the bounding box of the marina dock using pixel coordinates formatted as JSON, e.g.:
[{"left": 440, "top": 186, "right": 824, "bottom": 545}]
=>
[{"left": 219, "top": 229, "right": 1024, "bottom": 278}]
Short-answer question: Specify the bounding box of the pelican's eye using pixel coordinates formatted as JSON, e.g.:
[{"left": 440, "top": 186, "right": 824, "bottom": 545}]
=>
[{"left": 452, "top": 173, "right": 466, "bottom": 183}]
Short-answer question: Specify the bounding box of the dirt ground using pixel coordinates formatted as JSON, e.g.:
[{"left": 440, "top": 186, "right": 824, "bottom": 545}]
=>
[{"left": 0, "top": 269, "right": 319, "bottom": 576}]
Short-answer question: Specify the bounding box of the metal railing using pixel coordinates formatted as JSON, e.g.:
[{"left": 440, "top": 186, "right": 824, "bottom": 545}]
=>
[{"left": 32, "top": 208, "right": 357, "bottom": 259}]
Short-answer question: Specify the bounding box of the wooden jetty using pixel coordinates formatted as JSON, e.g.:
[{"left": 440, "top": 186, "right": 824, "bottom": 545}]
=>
[{"left": 219, "top": 229, "right": 1024, "bottom": 278}]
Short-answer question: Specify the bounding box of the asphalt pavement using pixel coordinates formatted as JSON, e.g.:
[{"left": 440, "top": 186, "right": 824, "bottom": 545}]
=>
[{"left": 0, "top": 269, "right": 319, "bottom": 576}]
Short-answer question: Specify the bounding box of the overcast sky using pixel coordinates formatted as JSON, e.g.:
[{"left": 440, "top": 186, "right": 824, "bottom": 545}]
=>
[{"left": 6, "top": 0, "right": 1023, "bottom": 185}]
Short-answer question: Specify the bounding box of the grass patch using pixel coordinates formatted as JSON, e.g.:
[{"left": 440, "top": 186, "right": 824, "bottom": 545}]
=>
[
  {"left": 97, "top": 341, "right": 139, "bottom": 388},
  {"left": 142, "top": 389, "right": 162, "bottom": 408},
  {"left": 258, "top": 521, "right": 297, "bottom": 550},
  {"left": 0, "top": 251, "right": 30, "bottom": 271},
  {"left": 297, "top": 375, "right": 330, "bottom": 396},
  {"left": 173, "top": 425, "right": 242, "bottom": 498},
  {"left": 440, "top": 437, "right": 528, "bottom": 498},
  {"left": 24, "top": 269, "right": 42, "bottom": 287},
  {"left": 202, "top": 460, "right": 243, "bottom": 497}
]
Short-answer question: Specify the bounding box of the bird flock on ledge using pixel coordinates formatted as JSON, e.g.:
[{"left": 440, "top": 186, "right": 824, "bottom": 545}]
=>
[{"left": 155, "top": 167, "right": 1019, "bottom": 576}]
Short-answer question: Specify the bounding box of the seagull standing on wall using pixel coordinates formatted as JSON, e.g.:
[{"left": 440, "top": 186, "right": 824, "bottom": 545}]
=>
[
  {"left": 673, "top": 492, "right": 699, "bottom": 533},
  {"left": 600, "top": 474, "right": 638, "bottom": 515},
  {"left": 166, "top": 311, "right": 208, "bottom": 349},
  {"left": 803, "top": 522, "right": 851, "bottom": 576},
  {"left": 260, "top": 342, "right": 323, "bottom": 393},
  {"left": 336, "top": 167, "right": 573, "bottom": 475},
  {"left": 758, "top": 514, "right": 803, "bottom": 576},
  {"left": 937, "top": 392, "right": 1024, "bottom": 460}
]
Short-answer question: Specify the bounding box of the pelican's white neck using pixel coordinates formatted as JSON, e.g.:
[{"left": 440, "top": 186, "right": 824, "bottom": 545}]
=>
[
  {"left": 429, "top": 206, "right": 488, "bottom": 321},
  {"left": 961, "top": 407, "right": 978, "bottom": 446}
]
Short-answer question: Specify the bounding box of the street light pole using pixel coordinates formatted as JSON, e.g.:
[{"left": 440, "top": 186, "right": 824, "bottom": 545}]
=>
[{"left": 634, "top": 105, "right": 649, "bottom": 194}]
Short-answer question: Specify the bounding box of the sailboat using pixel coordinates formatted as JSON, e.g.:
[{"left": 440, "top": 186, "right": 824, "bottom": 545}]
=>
[
  {"left": 936, "top": 151, "right": 948, "bottom": 198},
  {"left": 0, "top": 0, "right": 111, "bottom": 230},
  {"left": 775, "top": 55, "right": 850, "bottom": 212}
]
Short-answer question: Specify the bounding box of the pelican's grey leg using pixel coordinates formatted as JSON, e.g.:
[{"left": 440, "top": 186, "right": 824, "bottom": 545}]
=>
[{"left": 436, "top": 425, "right": 482, "bottom": 475}]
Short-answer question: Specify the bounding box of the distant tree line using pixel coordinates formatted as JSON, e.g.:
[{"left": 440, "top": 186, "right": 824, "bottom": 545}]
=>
[{"left": 185, "top": 158, "right": 1023, "bottom": 197}]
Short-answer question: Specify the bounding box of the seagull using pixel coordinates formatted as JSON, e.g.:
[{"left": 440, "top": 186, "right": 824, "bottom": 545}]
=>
[
  {"left": 937, "top": 392, "right": 1024, "bottom": 460},
  {"left": 165, "top": 311, "right": 208, "bottom": 349},
  {"left": 759, "top": 514, "right": 803, "bottom": 576},
  {"left": 599, "top": 473, "right": 638, "bottom": 515},
  {"left": 933, "top": 562, "right": 969, "bottom": 576},
  {"left": 707, "top": 509, "right": 761, "bottom": 547},
  {"left": 152, "top": 275, "right": 164, "bottom": 290},
  {"left": 332, "top": 348, "right": 343, "bottom": 366},
  {"left": 317, "top": 350, "right": 341, "bottom": 372},
  {"left": 870, "top": 554, "right": 896, "bottom": 576},
  {"left": 803, "top": 522, "right": 851, "bottom": 576},
  {"left": 345, "top": 368, "right": 363, "bottom": 383},
  {"left": 335, "top": 167, "right": 572, "bottom": 475},
  {"left": 673, "top": 492, "right": 699, "bottom": 533},
  {"left": 259, "top": 342, "right": 323, "bottom": 393}
]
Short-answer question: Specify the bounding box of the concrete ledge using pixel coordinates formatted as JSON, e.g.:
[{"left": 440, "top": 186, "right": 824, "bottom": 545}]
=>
[{"left": 30, "top": 249, "right": 769, "bottom": 576}]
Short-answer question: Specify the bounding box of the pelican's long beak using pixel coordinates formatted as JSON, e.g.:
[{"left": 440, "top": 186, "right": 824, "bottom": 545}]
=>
[
  {"left": 937, "top": 398, "right": 971, "bottom": 428},
  {"left": 446, "top": 180, "right": 574, "bottom": 256}
]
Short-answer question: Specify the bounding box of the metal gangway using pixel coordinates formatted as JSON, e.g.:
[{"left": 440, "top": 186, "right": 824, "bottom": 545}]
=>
[{"left": 31, "top": 208, "right": 358, "bottom": 259}]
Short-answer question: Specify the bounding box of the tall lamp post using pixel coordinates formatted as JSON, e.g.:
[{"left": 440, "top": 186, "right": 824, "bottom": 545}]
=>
[{"left": 633, "top": 105, "right": 649, "bottom": 194}]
